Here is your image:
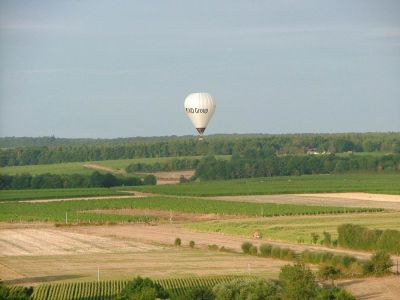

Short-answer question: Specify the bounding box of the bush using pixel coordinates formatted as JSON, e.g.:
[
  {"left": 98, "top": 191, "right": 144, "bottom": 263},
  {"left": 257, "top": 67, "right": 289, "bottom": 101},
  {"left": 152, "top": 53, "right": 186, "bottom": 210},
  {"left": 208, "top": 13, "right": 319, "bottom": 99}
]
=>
[
  {"left": 249, "top": 245, "right": 258, "bottom": 255},
  {"left": 316, "top": 287, "right": 356, "bottom": 300},
  {"left": 241, "top": 241, "right": 253, "bottom": 254},
  {"left": 115, "top": 276, "right": 168, "bottom": 300},
  {"left": 143, "top": 174, "right": 157, "bottom": 185},
  {"left": 184, "top": 286, "right": 215, "bottom": 300},
  {"left": 338, "top": 224, "right": 400, "bottom": 253},
  {"left": 318, "top": 265, "right": 341, "bottom": 286},
  {"left": 271, "top": 246, "right": 281, "bottom": 258},
  {"left": 189, "top": 240, "right": 195, "bottom": 248},
  {"left": 259, "top": 243, "right": 273, "bottom": 257},
  {"left": 363, "top": 251, "right": 393, "bottom": 275},
  {"left": 174, "top": 237, "right": 182, "bottom": 247},
  {"left": 213, "top": 278, "right": 280, "bottom": 300},
  {"left": 208, "top": 244, "right": 219, "bottom": 251}
]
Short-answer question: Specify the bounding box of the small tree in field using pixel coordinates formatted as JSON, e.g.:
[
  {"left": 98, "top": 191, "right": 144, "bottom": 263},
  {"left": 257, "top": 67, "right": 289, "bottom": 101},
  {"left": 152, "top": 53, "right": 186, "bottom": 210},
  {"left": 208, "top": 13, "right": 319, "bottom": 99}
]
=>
[
  {"left": 319, "top": 265, "right": 341, "bottom": 286},
  {"left": 311, "top": 232, "right": 319, "bottom": 244},
  {"left": 174, "top": 237, "right": 182, "bottom": 247},
  {"left": 189, "top": 240, "right": 195, "bottom": 248}
]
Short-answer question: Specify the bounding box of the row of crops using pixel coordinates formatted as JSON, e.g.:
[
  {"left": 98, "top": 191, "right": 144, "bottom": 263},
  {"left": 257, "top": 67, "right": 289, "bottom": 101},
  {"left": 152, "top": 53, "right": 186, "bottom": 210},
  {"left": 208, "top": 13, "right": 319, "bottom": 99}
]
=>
[
  {"left": 31, "top": 275, "right": 249, "bottom": 300},
  {"left": 0, "top": 196, "right": 383, "bottom": 223}
]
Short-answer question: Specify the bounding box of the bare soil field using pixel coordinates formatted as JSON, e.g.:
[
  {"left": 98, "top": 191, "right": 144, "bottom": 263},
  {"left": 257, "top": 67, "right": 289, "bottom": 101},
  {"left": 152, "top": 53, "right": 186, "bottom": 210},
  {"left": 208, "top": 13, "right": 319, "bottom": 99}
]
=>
[
  {"left": 212, "top": 193, "right": 400, "bottom": 211},
  {"left": 339, "top": 276, "right": 400, "bottom": 300},
  {"left": 0, "top": 227, "right": 160, "bottom": 257}
]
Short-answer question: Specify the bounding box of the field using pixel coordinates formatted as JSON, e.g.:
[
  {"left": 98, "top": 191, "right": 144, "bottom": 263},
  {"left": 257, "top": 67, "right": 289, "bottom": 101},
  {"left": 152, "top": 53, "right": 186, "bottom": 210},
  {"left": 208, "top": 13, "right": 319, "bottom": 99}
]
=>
[
  {"left": 0, "top": 188, "right": 132, "bottom": 202},
  {"left": 30, "top": 276, "right": 249, "bottom": 300},
  {"left": 0, "top": 196, "right": 382, "bottom": 223},
  {"left": 0, "top": 155, "right": 230, "bottom": 176},
  {"left": 183, "top": 211, "right": 400, "bottom": 244},
  {"left": 135, "top": 173, "right": 400, "bottom": 196}
]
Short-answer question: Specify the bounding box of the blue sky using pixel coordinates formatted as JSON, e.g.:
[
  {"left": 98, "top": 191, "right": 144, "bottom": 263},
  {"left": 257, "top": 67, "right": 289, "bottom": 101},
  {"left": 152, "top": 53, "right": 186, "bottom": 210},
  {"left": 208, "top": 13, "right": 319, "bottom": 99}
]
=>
[{"left": 1, "top": 0, "right": 399, "bottom": 138}]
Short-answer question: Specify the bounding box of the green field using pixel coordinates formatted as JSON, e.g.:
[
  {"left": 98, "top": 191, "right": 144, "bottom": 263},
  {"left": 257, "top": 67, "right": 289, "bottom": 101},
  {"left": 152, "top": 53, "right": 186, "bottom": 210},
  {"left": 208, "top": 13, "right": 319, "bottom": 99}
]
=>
[
  {"left": 183, "top": 212, "right": 400, "bottom": 244},
  {"left": 135, "top": 173, "right": 400, "bottom": 196},
  {"left": 0, "top": 155, "right": 230, "bottom": 176},
  {"left": 0, "top": 196, "right": 381, "bottom": 223},
  {"left": 0, "top": 188, "right": 131, "bottom": 201},
  {"left": 30, "top": 276, "right": 249, "bottom": 300}
]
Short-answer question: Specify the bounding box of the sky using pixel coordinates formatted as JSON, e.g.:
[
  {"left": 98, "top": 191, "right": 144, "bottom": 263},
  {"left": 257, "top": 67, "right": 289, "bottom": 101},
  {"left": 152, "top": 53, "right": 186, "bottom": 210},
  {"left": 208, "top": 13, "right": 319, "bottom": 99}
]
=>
[{"left": 0, "top": 0, "right": 399, "bottom": 138}]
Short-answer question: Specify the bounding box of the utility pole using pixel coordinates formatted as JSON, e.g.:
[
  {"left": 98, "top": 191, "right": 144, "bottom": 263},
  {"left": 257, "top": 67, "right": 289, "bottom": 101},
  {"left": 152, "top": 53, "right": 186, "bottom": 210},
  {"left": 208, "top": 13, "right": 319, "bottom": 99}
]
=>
[
  {"left": 97, "top": 266, "right": 100, "bottom": 282},
  {"left": 65, "top": 212, "right": 68, "bottom": 224}
]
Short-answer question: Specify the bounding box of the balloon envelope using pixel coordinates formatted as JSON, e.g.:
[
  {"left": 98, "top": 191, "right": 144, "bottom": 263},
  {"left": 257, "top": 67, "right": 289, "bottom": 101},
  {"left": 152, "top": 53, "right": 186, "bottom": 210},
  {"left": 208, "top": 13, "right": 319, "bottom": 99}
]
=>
[{"left": 184, "top": 93, "right": 216, "bottom": 135}]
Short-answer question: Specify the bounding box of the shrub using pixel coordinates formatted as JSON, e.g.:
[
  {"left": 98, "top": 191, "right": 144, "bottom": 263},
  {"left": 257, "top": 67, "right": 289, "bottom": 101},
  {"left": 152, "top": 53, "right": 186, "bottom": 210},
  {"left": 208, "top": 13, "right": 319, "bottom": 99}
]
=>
[
  {"left": 174, "top": 237, "right": 182, "bottom": 247},
  {"left": 213, "top": 278, "right": 280, "bottom": 300},
  {"left": 259, "top": 243, "right": 273, "bottom": 257},
  {"left": 143, "top": 174, "right": 157, "bottom": 185},
  {"left": 271, "top": 247, "right": 281, "bottom": 258},
  {"left": 318, "top": 265, "right": 341, "bottom": 286},
  {"left": 241, "top": 241, "right": 253, "bottom": 254},
  {"left": 311, "top": 232, "right": 319, "bottom": 244},
  {"left": 363, "top": 251, "right": 393, "bottom": 275},
  {"left": 184, "top": 286, "right": 215, "bottom": 300},
  {"left": 249, "top": 245, "right": 258, "bottom": 256},
  {"left": 189, "top": 240, "right": 195, "bottom": 248},
  {"left": 208, "top": 244, "right": 219, "bottom": 251},
  {"left": 322, "top": 231, "right": 332, "bottom": 247}
]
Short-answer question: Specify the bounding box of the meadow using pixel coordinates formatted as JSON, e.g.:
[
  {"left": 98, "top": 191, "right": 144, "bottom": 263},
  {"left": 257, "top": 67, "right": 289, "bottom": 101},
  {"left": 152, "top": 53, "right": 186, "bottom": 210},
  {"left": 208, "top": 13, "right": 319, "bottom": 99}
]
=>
[
  {"left": 135, "top": 173, "right": 400, "bottom": 196},
  {"left": 0, "top": 197, "right": 381, "bottom": 223},
  {"left": 0, "top": 188, "right": 130, "bottom": 201},
  {"left": 183, "top": 212, "right": 400, "bottom": 244}
]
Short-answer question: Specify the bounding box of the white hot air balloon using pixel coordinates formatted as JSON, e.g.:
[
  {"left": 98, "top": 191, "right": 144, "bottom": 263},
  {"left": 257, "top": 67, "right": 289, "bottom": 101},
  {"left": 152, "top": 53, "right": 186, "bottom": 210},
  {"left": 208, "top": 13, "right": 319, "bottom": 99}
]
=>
[{"left": 184, "top": 92, "right": 216, "bottom": 138}]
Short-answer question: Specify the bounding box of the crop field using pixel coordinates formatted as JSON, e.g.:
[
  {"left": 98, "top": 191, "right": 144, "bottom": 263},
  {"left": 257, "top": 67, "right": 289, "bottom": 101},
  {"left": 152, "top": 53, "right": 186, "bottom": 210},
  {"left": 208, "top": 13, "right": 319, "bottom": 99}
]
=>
[
  {"left": 135, "top": 173, "right": 400, "bottom": 196},
  {"left": 0, "top": 155, "right": 230, "bottom": 176},
  {"left": 183, "top": 212, "right": 400, "bottom": 244},
  {"left": 30, "top": 276, "right": 247, "bottom": 300},
  {"left": 0, "top": 188, "right": 132, "bottom": 202},
  {"left": 0, "top": 197, "right": 382, "bottom": 223}
]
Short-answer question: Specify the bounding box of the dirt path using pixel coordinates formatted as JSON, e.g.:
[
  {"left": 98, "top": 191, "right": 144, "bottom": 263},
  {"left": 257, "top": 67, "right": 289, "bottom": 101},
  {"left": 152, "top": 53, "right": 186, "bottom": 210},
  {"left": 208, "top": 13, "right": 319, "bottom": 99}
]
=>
[{"left": 339, "top": 276, "right": 400, "bottom": 300}]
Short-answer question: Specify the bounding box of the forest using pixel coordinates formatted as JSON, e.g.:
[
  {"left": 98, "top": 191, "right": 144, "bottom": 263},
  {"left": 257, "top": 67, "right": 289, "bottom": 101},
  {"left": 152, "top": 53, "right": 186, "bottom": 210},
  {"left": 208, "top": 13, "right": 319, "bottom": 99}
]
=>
[{"left": 0, "top": 132, "right": 399, "bottom": 167}]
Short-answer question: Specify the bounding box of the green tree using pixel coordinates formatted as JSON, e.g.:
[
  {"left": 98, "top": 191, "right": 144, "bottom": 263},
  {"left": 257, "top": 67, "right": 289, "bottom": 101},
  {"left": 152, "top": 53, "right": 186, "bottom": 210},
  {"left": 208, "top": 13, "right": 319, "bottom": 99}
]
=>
[
  {"left": 115, "top": 276, "right": 168, "bottom": 300},
  {"left": 363, "top": 251, "right": 393, "bottom": 275},
  {"left": 279, "top": 263, "right": 317, "bottom": 300},
  {"left": 241, "top": 241, "right": 253, "bottom": 254},
  {"left": 184, "top": 286, "right": 215, "bottom": 300},
  {"left": 318, "top": 265, "right": 341, "bottom": 286},
  {"left": 311, "top": 233, "right": 319, "bottom": 244}
]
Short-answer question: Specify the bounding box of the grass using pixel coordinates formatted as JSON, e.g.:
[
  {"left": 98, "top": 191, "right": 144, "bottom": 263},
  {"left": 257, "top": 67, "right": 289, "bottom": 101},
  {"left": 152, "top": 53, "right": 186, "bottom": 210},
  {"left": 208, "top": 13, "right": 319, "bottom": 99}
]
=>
[
  {"left": 0, "top": 155, "right": 230, "bottom": 176},
  {"left": 183, "top": 212, "right": 400, "bottom": 244},
  {"left": 0, "top": 196, "right": 381, "bottom": 223},
  {"left": 0, "top": 188, "right": 130, "bottom": 201},
  {"left": 135, "top": 173, "right": 400, "bottom": 196}
]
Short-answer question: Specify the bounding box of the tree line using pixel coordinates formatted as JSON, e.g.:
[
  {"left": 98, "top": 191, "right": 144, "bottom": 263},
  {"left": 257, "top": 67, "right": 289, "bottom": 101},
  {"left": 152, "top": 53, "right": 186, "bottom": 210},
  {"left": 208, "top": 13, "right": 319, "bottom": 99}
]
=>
[
  {"left": 194, "top": 153, "right": 400, "bottom": 180},
  {"left": 0, "top": 171, "right": 157, "bottom": 190},
  {"left": 1, "top": 132, "right": 399, "bottom": 167}
]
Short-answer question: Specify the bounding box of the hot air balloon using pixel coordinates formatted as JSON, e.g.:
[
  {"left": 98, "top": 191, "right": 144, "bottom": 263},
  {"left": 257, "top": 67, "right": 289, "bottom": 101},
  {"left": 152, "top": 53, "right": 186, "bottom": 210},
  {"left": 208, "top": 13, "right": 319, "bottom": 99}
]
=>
[{"left": 184, "top": 92, "right": 216, "bottom": 138}]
